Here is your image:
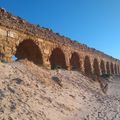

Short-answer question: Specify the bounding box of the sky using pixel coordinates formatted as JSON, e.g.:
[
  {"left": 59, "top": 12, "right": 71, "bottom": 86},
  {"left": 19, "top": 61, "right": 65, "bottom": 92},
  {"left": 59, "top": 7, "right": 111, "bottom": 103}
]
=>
[{"left": 0, "top": 0, "right": 120, "bottom": 59}]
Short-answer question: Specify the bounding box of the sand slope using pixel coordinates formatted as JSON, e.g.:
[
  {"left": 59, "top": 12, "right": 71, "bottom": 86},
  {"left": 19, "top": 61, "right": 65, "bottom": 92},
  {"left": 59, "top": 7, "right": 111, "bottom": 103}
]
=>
[{"left": 0, "top": 60, "right": 120, "bottom": 120}]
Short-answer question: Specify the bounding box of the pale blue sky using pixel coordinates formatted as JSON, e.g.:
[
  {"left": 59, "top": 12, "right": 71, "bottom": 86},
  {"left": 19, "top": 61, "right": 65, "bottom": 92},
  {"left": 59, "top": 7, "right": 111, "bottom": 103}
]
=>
[{"left": 0, "top": 0, "right": 120, "bottom": 59}]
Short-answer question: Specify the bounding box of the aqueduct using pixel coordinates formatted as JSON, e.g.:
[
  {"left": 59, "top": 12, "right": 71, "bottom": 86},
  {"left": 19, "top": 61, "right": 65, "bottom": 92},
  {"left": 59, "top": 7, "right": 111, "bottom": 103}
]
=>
[{"left": 0, "top": 8, "right": 120, "bottom": 77}]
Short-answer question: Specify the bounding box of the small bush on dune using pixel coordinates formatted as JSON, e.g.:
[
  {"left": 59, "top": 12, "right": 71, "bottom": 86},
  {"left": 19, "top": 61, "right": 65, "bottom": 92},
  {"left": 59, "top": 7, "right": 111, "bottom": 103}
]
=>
[
  {"left": 52, "top": 65, "right": 62, "bottom": 70},
  {"left": 0, "top": 53, "right": 7, "bottom": 63},
  {"left": 100, "top": 74, "right": 111, "bottom": 79}
]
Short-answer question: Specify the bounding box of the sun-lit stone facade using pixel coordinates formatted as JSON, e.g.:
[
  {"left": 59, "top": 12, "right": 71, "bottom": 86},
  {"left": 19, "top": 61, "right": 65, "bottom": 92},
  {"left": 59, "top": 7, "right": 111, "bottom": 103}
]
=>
[{"left": 0, "top": 8, "right": 120, "bottom": 76}]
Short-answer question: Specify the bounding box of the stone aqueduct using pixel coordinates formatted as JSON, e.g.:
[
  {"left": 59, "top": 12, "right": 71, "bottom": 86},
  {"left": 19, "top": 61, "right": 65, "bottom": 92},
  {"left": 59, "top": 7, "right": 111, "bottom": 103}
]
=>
[{"left": 0, "top": 8, "right": 120, "bottom": 77}]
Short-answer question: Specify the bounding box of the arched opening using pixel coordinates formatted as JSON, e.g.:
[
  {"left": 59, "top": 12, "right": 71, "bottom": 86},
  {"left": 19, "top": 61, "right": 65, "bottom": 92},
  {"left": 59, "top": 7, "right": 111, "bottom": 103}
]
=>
[
  {"left": 114, "top": 64, "right": 117, "bottom": 74},
  {"left": 118, "top": 66, "right": 120, "bottom": 74},
  {"left": 93, "top": 58, "right": 100, "bottom": 76},
  {"left": 12, "top": 55, "right": 17, "bottom": 61},
  {"left": 111, "top": 63, "right": 114, "bottom": 74},
  {"left": 49, "top": 48, "right": 67, "bottom": 69},
  {"left": 70, "top": 52, "right": 81, "bottom": 71},
  {"left": 106, "top": 62, "right": 110, "bottom": 74},
  {"left": 100, "top": 60, "right": 105, "bottom": 75},
  {"left": 15, "top": 39, "right": 43, "bottom": 65},
  {"left": 84, "top": 56, "right": 92, "bottom": 76}
]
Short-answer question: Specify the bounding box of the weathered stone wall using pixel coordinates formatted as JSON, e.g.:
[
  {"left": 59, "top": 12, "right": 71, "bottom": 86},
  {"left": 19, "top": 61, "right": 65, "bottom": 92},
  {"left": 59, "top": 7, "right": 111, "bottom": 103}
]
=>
[{"left": 0, "top": 8, "right": 120, "bottom": 76}]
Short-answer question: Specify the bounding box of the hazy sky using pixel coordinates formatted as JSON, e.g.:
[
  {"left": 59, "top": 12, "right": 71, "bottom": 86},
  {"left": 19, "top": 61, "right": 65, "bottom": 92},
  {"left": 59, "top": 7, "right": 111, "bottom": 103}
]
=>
[{"left": 0, "top": 0, "right": 120, "bottom": 59}]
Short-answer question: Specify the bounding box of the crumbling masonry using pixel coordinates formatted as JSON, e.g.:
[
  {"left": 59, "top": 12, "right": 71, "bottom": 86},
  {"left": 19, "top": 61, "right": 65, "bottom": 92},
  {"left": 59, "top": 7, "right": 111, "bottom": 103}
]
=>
[{"left": 0, "top": 8, "right": 120, "bottom": 76}]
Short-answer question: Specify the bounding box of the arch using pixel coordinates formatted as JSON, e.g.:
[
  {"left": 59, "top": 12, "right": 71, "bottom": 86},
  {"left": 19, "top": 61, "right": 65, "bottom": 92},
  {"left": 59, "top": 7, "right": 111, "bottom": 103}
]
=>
[
  {"left": 15, "top": 39, "right": 43, "bottom": 65},
  {"left": 70, "top": 52, "right": 81, "bottom": 71},
  {"left": 114, "top": 64, "right": 117, "bottom": 74},
  {"left": 110, "top": 63, "right": 114, "bottom": 74},
  {"left": 117, "top": 65, "right": 119, "bottom": 74},
  {"left": 106, "top": 62, "right": 110, "bottom": 74},
  {"left": 84, "top": 56, "right": 92, "bottom": 76},
  {"left": 93, "top": 58, "right": 100, "bottom": 76},
  {"left": 118, "top": 66, "right": 120, "bottom": 74},
  {"left": 100, "top": 60, "right": 105, "bottom": 75},
  {"left": 49, "top": 48, "right": 67, "bottom": 69}
]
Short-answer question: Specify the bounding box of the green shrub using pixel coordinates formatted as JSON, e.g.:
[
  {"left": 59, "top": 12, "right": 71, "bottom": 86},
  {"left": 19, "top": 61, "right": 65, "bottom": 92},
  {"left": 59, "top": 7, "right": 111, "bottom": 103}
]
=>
[{"left": 100, "top": 74, "right": 111, "bottom": 79}]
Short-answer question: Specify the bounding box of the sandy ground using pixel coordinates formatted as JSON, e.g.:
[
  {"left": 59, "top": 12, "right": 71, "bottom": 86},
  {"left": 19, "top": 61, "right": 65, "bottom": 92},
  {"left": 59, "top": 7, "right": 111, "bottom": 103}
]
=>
[{"left": 0, "top": 60, "right": 120, "bottom": 120}]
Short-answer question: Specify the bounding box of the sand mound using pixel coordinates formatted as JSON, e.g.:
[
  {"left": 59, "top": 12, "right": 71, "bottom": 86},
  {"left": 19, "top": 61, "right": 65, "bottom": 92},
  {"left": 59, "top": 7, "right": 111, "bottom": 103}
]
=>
[{"left": 0, "top": 60, "right": 120, "bottom": 120}]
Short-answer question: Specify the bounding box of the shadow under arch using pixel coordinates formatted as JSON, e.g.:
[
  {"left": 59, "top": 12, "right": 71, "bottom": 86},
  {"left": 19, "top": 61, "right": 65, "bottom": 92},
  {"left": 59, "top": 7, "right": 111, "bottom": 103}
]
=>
[
  {"left": 15, "top": 39, "right": 43, "bottom": 65},
  {"left": 84, "top": 56, "right": 92, "bottom": 76},
  {"left": 114, "top": 64, "right": 117, "bottom": 74},
  {"left": 100, "top": 60, "right": 105, "bottom": 75},
  {"left": 93, "top": 58, "right": 100, "bottom": 76},
  {"left": 49, "top": 48, "right": 67, "bottom": 69},
  {"left": 106, "top": 62, "right": 110, "bottom": 74},
  {"left": 118, "top": 66, "right": 120, "bottom": 74},
  {"left": 70, "top": 52, "right": 81, "bottom": 71},
  {"left": 111, "top": 63, "right": 114, "bottom": 74}
]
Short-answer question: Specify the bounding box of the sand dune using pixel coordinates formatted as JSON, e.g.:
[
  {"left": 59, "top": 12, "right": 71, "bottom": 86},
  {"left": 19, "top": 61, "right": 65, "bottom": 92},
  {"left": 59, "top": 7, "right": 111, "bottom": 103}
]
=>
[{"left": 0, "top": 60, "right": 120, "bottom": 120}]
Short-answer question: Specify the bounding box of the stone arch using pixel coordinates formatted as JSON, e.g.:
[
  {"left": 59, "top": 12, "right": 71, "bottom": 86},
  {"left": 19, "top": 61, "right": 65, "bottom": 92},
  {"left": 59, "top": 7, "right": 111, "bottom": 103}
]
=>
[
  {"left": 15, "top": 39, "right": 43, "bottom": 65},
  {"left": 118, "top": 66, "right": 120, "bottom": 74},
  {"left": 100, "top": 60, "right": 105, "bottom": 74},
  {"left": 93, "top": 58, "right": 100, "bottom": 76},
  {"left": 111, "top": 62, "right": 114, "bottom": 74},
  {"left": 114, "top": 64, "right": 117, "bottom": 74},
  {"left": 106, "top": 62, "right": 110, "bottom": 74},
  {"left": 49, "top": 47, "right": 67, "bottom": 69},
  {"left": 84, "top": 56, "right": 92, "bottom": 76},
  {"left": 70, "top": 52, "right": 81, "bottom": 71}
]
